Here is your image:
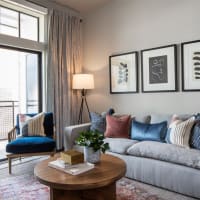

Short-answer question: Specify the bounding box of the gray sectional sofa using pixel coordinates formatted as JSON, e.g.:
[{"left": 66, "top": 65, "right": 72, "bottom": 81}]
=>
[{"left": 64, "top": 114, "right": 200, "bottom": 199}]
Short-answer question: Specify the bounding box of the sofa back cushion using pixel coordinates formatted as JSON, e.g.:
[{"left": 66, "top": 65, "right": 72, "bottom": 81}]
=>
[
  {"left": 104, "top": 115, "right": 131, "bottom": 138},
  {"left": 113, "top": 113, "right": 151, "bottom": 124},
  {"left": 150, "top": 114, "right": 172, "bottom": 126},
  {"left": 131, "top": 121, "right": 167, "bottom": 142}
]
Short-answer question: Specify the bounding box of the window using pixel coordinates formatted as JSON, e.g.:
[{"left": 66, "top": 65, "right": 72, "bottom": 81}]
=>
[
  {"left": 0, "top": 6, "right": 39, "bottom": 41},
  {"left": 0, "top": 6, "right": 18, "bottom": 37},
  {"left": 0, "top": 46, "right": 42, "bottom": 113},
  {"left": 20, "top": 13, "right": 38, "bottom": 41}
]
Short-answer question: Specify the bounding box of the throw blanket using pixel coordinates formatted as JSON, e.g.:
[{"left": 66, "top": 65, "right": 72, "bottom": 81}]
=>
[{"left": 127, "top": 141, "right": 200, "bottom": 169}]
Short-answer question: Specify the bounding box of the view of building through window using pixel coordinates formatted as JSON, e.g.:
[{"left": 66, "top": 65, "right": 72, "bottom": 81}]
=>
[{"left": 0, "top": 47, "right": 41, "bottom": 139}]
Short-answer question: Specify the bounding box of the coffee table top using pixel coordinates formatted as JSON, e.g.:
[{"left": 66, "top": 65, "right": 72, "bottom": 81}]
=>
[{"left": 34, "top": 154, "right": 126, "bottom": 190}]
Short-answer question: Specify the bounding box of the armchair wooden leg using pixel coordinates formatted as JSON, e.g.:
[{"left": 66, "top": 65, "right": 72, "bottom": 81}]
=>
[
  {"left": 8, "top": 158, "right": 11, "bottom": 174},
  {"left": 50, "top": 153, "right": 54, "bottom": 157}
]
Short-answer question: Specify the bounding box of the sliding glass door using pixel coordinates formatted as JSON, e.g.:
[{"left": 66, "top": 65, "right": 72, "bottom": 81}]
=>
[{"left": 0, "top": 46, "right": 42, "bottom": 139}]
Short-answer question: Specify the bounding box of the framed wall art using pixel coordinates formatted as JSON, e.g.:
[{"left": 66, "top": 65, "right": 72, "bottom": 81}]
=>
[
  {"left": 141, "top": 44, "right": 177, "bottom": 93},
  {"left": 109, "top": 51, "right": 138, "bottom": 94},
  {"left": 182, "top": 40, "right": 200, "bottom": 91}
]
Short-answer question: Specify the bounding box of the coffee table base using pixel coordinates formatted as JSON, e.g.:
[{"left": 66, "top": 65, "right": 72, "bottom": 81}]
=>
[{"left": 50, "top": 182, "right": 116, "bottom": 200}]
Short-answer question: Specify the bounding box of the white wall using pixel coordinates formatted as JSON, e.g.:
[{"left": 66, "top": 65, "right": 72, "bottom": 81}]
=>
[{"left": 83, "top": 0, "right": 200, "bottom": 115}]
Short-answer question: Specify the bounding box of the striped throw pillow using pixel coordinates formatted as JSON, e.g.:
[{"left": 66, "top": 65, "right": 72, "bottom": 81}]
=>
[
  {"left": 20, "top": 113, "right": 45, "bottom": 137},
  {"left": 168, "top": 116, "right": 195, "bottom": 147},
  {"left": 28, "top": 113, "right": 45, "bottom": 136}
]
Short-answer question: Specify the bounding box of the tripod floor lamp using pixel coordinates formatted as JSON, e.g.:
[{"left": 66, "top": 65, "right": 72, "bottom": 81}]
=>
[{"left": 72, "top": 74, "right": 94, "bottom": 124}]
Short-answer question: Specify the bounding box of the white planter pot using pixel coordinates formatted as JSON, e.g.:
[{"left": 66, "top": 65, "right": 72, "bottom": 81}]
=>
[{"left": 84, "top": 147, "right": 101, "bottom": 164}]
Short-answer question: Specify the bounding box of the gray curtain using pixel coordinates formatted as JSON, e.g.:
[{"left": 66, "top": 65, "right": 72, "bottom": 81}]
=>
[{"left": 47, "top": 9, "right": 82, "bottom": 150}]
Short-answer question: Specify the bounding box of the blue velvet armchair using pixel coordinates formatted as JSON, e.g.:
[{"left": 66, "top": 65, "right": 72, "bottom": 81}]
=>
[{"left": 6, "top": 112, "right": 56, "bottom": 174}]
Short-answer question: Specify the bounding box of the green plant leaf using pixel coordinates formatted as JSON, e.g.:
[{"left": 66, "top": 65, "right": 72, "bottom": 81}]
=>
[{"left": 75, "top": 130, "right": 110, "bottom": 153}]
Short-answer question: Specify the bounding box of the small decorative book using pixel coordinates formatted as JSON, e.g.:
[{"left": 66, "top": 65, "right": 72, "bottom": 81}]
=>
[
  {"left": 48, "top": 159, "right": 94, "bottom": 175},
  {"left": 60, "top": 150, "right": 84, "bottom": 165}
]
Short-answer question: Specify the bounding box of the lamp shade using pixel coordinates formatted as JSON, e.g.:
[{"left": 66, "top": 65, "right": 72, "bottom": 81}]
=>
[{"left": 72, "top": 74, "right": 94, "bottom": 89}]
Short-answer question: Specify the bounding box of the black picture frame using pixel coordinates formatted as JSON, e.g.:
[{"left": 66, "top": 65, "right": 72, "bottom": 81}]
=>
[
  {"left": 109, "top": 51, "right": 138, "bottom": 94},
  {"left": 141, "top": 44, "right": 177, "bottom": 93},
  {"left": 181, "top": 40, "right": 200, "bottom": 91}
]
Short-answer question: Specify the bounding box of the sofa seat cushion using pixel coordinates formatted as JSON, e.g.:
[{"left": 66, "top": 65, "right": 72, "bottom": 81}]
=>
[
  {"left": 104, "top": 138, "right": 138, "bottom": 154},
  {"left": 6, "top": 136, "right": 56, "bottom": 154},
  {"left": 127, "top": 141, "right": 200, "bottom": 169}
]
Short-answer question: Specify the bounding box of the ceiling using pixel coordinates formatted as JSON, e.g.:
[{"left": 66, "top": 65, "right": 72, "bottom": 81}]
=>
[{"left": 53, "top": 0, "right": 111, "bottom": 14}]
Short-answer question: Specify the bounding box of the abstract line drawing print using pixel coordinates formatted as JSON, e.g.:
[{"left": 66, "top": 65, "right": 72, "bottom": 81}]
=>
[
  {"left": 149, "top": 55, "right": 168, "bottom": 84},
  {"left": 193, "top": 52, "right": 200, "bottom": 80},
  {"left": 118, "top": 62, "right": 128, "bottom": 84}
]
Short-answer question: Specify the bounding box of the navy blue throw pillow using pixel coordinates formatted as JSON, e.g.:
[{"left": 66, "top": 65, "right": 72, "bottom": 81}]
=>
[
  {"left": 195, "top": 113, "right": 200, "bottom": 121},
  {"left": 90, "top": 108, "right": 115, "bottom": 134},
  {"left": 190, "top": 121, "right": 200, "bottom": 150},
  {"left": 131, "top": 121, "right": 167, "bottom": 142}
]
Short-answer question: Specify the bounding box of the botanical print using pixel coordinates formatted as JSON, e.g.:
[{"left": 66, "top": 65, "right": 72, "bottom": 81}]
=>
[
  {"left": 149, "top": 55, "right": 168, "bottom": 84},
  {"left": 193, "top": 51, "right": 200, "bottom": 80},
  {"left": 110, "top": 52, "right": 138, "bottom": 93},
  {"left": 111, "top": 56, "right": 133, "bottom": 91},
  {"left": 118, "top": 62, "right": 128, "bottom": 84},
  {"left": 182, "top": 40, "right": 200, "bottom": 91}
]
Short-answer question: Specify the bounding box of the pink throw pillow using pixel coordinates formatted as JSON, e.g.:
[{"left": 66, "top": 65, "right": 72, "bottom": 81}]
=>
[{"left": 104, "top": 115, "right": 131, "bottom": 138}]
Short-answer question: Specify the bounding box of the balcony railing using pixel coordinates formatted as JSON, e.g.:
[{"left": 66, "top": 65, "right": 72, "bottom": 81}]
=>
[
  {"left": 0, "top": 101, "right": 19, "bottom": 140},
  {"left": 0, "top": 100, "right": 38, "bottom": 140}
]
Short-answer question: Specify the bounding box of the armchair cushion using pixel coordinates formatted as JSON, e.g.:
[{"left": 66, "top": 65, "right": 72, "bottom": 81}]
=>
[
  {"left": 6, "top": 136, "right": 55, "bottom": 154},
  {"left": 16, "top": 112, "right": 54, "bottom": 137}
]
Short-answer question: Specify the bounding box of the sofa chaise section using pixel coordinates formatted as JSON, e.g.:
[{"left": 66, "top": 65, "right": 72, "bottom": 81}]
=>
[{"left": 64, "top": 122, "right": 200, "bottom": 199}]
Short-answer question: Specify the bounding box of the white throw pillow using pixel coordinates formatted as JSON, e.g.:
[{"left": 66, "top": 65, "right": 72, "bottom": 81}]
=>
[{"left": 169, "top": 116, "right": 195, "bottom": 148}]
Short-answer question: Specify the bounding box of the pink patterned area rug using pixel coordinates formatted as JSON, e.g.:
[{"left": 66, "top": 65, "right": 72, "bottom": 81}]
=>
[
  {"left": 0, "top": 174, "right": 161, "bottom": 200},
  {"left": 116, "top": 178, "right": 163, "bottom": 200},
  {"left": 0, "top": 174, "right": 195, "bottom": 200}
]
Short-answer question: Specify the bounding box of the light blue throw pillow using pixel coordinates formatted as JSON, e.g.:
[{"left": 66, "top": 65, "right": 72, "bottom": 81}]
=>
[
  {"left": 90, "top": 108, "right": 115, "bottom": 134},
  {"left": 131, "top": 121, "right": 167, "bottom": 142}
]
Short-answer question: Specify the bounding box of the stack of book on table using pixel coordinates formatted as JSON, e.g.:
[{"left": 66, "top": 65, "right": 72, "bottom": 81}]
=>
[{"left": 48, "top": 150, "right": 94, "bottom": 175}]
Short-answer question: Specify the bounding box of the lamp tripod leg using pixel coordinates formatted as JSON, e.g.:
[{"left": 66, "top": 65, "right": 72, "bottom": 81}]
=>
[
  {"left": 84, "top": 97, "right": 91, "bottom": 120},
  {"left": 78, "top": 97, "right": 84, "bottom": 124}
]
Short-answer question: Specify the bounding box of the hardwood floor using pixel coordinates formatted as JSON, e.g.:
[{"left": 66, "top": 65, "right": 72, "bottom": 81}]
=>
[{"left": 0, "top": 156, "right": 48, "bottom": 179}]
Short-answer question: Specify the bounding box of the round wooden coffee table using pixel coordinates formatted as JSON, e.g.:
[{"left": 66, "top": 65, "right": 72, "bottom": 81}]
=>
[{"left": 34, "top": 154, "right": 126, "bottom": 200}]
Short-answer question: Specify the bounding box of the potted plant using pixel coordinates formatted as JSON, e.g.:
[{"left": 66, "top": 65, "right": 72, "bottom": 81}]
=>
[{"left": 76, "top": 130, "right": 109, "bottom": 163}]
